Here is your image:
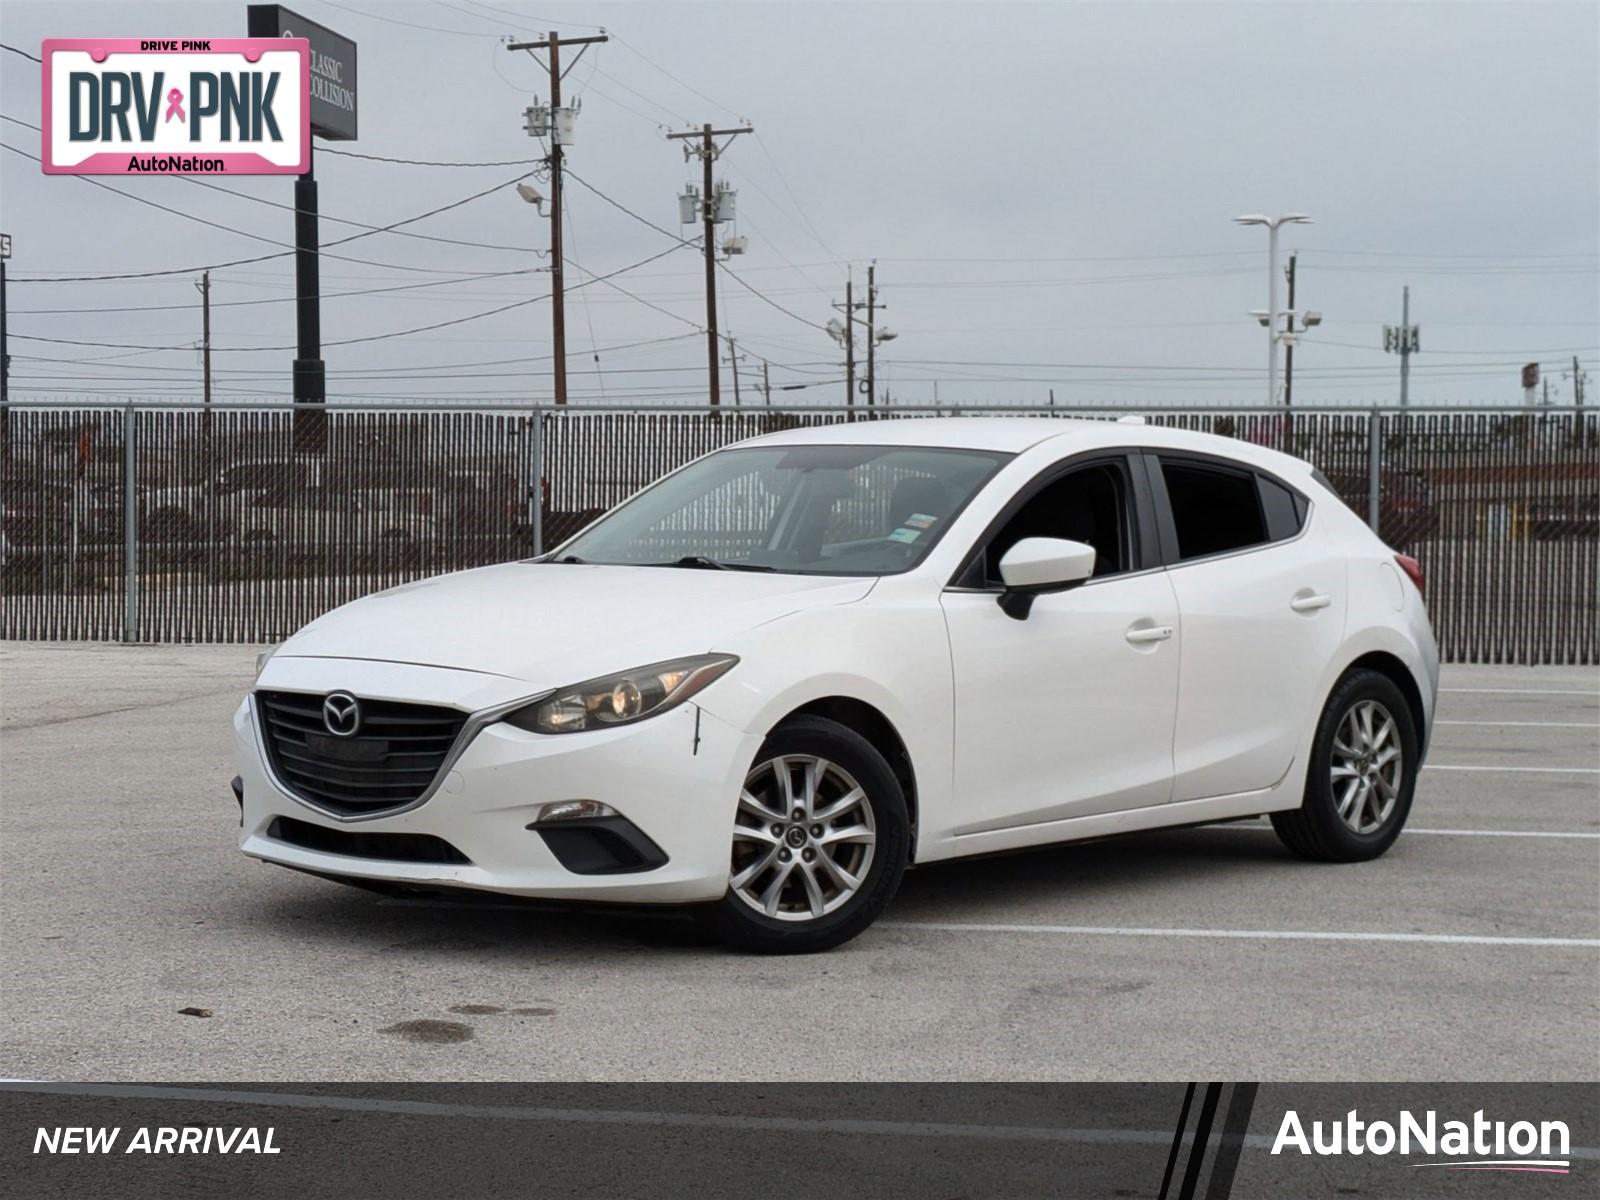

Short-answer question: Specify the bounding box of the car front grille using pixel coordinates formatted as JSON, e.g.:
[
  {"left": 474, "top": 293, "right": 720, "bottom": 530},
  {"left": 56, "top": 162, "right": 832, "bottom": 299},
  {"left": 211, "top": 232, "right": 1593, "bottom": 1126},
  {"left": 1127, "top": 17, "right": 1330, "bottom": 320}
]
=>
[{"left": 255, "top": 690, "right": 469, "bottom": 818}]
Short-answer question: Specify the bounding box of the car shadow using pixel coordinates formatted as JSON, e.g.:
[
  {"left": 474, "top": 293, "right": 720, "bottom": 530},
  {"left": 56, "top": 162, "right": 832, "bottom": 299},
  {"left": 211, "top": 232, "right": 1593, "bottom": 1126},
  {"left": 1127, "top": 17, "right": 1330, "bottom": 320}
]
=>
[
  {"left": 892, "top": 822, "right": 1295, "bottom": 915},
  {"left": 244, "top": 823, "right": 1295, "bottom": 956}
]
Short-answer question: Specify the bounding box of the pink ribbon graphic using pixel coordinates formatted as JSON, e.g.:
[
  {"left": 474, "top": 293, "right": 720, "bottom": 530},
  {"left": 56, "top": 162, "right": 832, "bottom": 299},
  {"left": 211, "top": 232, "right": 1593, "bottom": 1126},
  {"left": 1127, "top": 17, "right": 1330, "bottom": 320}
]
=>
[{"left": 164, "top": 88, "right": 185, "bottom": 123}]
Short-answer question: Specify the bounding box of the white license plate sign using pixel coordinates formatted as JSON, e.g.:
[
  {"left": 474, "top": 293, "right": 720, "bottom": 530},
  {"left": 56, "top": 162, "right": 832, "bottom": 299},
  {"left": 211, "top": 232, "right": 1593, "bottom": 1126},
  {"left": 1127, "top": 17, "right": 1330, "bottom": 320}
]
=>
[{"left": 42, "top": 38, "right": 310, "bottom": 175}]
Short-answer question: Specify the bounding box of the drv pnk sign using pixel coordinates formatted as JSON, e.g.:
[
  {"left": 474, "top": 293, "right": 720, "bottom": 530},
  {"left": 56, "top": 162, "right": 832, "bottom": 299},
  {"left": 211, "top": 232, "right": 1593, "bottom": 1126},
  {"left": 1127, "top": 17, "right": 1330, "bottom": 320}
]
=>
[{"left": 41, "top": 38, "right": 309, "bottom": 174}]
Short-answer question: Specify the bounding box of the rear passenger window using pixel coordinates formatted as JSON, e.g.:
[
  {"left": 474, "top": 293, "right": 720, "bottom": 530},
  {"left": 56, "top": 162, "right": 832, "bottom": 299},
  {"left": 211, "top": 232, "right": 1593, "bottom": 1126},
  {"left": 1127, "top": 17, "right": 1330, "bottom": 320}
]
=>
[
  {"left": 1160, "top": 460, "right": 1268, "bottom": 560},
  {"left": 1258, "top": 475, "right": 1304, "bottom": 541}
]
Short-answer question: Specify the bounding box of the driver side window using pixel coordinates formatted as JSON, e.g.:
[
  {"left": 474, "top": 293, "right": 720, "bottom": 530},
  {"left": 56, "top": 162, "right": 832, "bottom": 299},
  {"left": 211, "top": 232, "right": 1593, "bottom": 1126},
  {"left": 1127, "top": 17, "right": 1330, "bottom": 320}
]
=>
[{"left": 971, "top": 460, "right": 1135, "bottom": 588}]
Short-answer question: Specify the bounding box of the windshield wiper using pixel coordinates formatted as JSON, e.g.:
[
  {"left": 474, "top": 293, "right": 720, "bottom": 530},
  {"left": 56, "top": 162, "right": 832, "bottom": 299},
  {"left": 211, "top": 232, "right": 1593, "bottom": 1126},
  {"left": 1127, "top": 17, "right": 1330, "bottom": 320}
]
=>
[{"left": 650, "top": 555, "right": 776, "bottom": 572}]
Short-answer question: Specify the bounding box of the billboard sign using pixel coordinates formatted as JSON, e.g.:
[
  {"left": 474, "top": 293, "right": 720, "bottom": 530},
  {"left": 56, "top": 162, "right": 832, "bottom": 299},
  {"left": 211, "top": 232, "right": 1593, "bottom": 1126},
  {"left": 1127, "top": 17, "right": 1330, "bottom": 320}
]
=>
[
  {"left": 41, "top": 38, "right": 309, "bottom": 175},
  {"left": 247, "top": 5, "right": 357, "bottom": 140}
]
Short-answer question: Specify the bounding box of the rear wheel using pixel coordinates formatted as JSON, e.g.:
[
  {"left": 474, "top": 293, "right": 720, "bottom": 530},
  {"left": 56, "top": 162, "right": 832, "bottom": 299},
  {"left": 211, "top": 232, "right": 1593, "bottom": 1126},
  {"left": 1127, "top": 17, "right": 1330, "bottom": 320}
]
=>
[
  {"left": 700, "top": 715, "right": 909, "bottom": 954},
  {"left": 1272, "top": 669, "right": 1418, "bottom": 861}
]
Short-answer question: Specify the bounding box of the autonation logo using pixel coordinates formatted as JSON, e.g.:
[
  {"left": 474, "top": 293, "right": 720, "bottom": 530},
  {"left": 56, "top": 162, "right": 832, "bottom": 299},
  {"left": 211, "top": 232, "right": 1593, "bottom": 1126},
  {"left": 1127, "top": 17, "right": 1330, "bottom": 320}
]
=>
[{"left": 1272, "top": 1108, "right": 1571, "bottom": 1175}]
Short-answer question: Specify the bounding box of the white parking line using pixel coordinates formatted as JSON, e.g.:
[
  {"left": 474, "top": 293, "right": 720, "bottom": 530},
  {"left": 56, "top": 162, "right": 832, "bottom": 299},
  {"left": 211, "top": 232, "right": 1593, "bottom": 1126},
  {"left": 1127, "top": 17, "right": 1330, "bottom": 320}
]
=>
[
  {"left": 1403, "top": 827, "right": 1599, "bottom": 838},
  {"left": 1207, "top": 824, "right": 1599, "bottom": 840},
  {"left": 878, "top": 922, "right": 1600, "bottom": 948},
  {"left": 1425, "top": 764, "right": 1599, "bottom": 774},
  {"left": 1435, "top": 720, "right": 1599, "bottom": 729},
  {"left": 1439, "top": 688, "right": 1599, "bottom": 696}
]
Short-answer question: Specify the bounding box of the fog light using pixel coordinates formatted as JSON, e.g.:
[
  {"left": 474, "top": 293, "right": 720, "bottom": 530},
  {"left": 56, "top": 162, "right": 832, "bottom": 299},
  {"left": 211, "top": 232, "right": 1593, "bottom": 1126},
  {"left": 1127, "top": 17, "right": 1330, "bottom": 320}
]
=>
[{"left": 535, "top": 800, "right": 617, "bottom": 823}]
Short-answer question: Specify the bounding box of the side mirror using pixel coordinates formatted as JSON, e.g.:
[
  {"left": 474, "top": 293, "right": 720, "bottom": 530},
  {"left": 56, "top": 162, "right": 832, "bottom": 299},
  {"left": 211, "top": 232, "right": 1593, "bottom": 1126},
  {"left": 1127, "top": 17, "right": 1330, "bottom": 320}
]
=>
[{"left": 996, "top": 537, "right": 1096, "bottom": 620}]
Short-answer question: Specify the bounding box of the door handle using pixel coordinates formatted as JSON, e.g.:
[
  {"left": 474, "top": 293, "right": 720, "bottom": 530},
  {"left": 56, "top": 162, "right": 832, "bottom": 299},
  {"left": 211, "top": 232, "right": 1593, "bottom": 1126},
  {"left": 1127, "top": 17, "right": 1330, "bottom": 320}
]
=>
[
  {"left": 1125, "top": 624, "right": 1174, "bottom": 645},
  {"left": 1291, "top": 592, "right": 1332, "bottom": 613}
]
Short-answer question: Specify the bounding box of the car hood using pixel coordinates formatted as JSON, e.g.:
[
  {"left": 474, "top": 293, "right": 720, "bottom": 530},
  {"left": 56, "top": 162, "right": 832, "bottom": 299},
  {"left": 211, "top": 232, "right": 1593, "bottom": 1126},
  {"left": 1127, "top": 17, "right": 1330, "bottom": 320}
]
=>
[{"left": 277, "top": 562, "right": 876, "bottom": 687}]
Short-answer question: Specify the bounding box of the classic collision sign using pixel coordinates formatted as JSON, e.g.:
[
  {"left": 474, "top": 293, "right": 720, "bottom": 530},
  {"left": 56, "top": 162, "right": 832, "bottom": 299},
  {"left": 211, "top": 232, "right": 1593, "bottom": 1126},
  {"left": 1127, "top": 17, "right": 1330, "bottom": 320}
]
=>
[
  {"left": 247, "top": 6, "right": 357, "bottom": 141},
  {"left": 41, "top": 38, "right": 309, "bottom": 174}
]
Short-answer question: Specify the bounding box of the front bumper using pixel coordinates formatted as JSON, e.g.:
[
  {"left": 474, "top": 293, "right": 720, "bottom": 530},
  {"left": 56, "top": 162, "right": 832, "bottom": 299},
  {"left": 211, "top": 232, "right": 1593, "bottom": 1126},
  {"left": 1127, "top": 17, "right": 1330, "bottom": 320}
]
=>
[{"left": 234, "top": 658, "right": 762, "bottom": 904}]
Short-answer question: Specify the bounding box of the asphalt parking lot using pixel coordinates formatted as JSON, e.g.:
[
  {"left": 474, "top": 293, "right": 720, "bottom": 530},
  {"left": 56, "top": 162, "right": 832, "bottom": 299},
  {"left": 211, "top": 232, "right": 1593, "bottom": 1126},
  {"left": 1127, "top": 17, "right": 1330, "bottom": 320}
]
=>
[{"left": 2, "top": 642, "right": 1595, "bottom": 1082}]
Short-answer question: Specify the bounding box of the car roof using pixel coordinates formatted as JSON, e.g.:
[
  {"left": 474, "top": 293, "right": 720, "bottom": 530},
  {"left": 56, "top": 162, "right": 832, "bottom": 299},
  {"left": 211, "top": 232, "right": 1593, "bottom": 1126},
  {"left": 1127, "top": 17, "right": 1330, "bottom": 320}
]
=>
[{"left": 737, "top": 415, "right": 1313, "bottom": 474}]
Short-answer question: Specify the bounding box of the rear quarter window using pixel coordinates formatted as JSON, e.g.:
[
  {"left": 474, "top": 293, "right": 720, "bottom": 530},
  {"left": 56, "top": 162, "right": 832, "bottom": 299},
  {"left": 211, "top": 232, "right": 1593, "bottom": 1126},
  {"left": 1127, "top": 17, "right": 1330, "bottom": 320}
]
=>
[{"left": 1258, "top": 475, "right": 1305, "bottom": 541}]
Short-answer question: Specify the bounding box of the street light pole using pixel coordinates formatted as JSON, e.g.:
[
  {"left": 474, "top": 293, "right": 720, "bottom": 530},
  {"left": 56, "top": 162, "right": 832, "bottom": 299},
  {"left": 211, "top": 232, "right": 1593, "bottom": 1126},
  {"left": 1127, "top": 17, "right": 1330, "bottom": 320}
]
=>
[
  {"left": 1266, "top": 221, "right": 1279, "bottom": 407},
  {"left": 1235, "top": 213, "right": 1311, "bottom": 406}
]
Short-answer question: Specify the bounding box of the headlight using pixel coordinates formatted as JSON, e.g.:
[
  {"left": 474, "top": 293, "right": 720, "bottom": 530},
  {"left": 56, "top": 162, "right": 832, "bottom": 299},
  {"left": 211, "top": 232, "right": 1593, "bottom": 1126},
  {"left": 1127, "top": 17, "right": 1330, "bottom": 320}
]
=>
[
  {"left": 254, "top": 644, "right": 279, "bottom": 679},
  {"left": 503, "top": 654, "right": 738, "bottom": 735}
]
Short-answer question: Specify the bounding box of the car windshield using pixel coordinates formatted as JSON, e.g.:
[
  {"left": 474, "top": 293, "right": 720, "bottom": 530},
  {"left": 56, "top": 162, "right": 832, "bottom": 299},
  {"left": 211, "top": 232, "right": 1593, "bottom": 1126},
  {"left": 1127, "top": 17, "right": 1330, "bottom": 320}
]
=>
[{"left": 553, "top": 443, "right": 1011, "bottom": 576}]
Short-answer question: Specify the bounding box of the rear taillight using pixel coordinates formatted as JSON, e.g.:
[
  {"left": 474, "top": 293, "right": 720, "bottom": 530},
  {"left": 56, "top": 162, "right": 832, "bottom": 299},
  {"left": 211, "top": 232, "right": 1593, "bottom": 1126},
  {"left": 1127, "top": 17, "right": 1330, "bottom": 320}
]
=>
[{"left": 1395, "top": 553, "right": 1424, "bottom": 596}]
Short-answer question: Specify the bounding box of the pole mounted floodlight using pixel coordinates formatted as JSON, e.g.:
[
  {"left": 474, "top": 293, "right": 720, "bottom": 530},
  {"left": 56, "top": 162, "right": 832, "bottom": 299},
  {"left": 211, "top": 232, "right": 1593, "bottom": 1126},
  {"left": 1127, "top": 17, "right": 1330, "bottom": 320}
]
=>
[
  {"left": 1234, "top": 213, "right": 1313, "bottom": 406},
  {"left": 515, "top": 182, "right": 545, "bottom": 215}
]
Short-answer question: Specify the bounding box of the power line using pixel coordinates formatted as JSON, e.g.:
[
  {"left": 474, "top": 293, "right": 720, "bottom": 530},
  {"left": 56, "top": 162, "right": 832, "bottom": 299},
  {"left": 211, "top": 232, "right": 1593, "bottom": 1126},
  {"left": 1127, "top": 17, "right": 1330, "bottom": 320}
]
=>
[
  {"left": 319, "top": 147, "right": 544, "bottom": 168},
  {"left": 4, "top": 110, "right": 545, "bottom": 256},
  {"left": 611, "top": 35, "right": 746, "bottom": 124},
  {"left": 16, "top": 333, "right": 703, "bottom": 376},
  {"left": 6, "top": 155, "right": 544, "bottom": 282},
  {"left": 316, "top": 0, "right": 503, "bottom": 38},
  {"left": 12, "top": 267, "right": 549, "bottom": 315},
  {"left": 454, "top": 0, "right": 606, "bottom": 32},
  {"left": 753, "top": 131, "right": 842, "bottom": 262},
  {"left": 11, "top": 244, "right": 690, "bottom": 353},
  {"left": 563, "top": 166, "right": 827, "bottom": 332},
  {"left": 1, "top": 42, "right": 40, "bottom": 63}
]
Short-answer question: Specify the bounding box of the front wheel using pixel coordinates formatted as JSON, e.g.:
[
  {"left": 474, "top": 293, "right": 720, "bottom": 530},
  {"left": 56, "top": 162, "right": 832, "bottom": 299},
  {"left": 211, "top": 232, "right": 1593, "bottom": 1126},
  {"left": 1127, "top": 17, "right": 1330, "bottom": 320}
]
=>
[
  {"left": 1272, "top": 668, "right": 1419, "bottom": 862},
  {"left": 699, "top": 715, "right": 909, "bottom": 954}
]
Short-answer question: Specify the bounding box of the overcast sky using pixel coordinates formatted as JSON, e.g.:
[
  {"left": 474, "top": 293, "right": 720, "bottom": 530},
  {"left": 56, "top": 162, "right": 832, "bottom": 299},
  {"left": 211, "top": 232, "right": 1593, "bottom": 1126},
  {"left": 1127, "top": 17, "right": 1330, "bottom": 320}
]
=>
[{"left": 3, "top": 0, "right": 1597, "bottom": 409}]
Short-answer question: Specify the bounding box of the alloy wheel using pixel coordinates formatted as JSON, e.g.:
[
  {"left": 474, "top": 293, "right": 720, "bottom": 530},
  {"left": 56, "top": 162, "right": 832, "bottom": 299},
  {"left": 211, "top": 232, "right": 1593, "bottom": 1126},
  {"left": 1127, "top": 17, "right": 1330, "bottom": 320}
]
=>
[
  {"left": 731, "top": 754, "right": 877, "bottom": 922},
  {"left": 1330, "top": 699, "right": 1403, "bottom": 835}
]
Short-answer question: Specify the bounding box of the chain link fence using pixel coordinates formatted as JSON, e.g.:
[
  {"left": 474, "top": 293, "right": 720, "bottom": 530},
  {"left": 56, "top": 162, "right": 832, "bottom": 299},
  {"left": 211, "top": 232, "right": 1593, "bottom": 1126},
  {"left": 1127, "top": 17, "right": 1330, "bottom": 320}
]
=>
[{"left": 2, "top": 403, "right": 1595, "bottom": 662}]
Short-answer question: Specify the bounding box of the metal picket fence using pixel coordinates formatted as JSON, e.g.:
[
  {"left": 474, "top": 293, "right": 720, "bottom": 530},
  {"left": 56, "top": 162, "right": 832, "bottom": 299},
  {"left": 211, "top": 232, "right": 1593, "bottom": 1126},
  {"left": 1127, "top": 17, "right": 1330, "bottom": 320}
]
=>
[{"left": 1, "top": 402, "right": 1595, "bottom": 663}]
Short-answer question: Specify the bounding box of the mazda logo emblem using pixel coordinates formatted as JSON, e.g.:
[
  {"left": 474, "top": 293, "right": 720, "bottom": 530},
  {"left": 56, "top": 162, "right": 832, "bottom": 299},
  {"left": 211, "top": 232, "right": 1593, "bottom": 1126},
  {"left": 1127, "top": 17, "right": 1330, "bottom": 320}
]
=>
[{"left": 322, "top": 691, "right": 361, "bottom": 737}]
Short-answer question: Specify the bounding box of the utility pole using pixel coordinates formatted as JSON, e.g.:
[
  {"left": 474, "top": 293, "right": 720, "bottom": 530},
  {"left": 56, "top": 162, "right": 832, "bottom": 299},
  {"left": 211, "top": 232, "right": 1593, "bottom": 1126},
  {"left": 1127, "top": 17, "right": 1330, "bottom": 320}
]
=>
[
  {"left": 762, "top": 359, "right": 771, "bottom": 406},
  {"left": 1282, "top": 254, "right": 1296, "bottom": 409},
  {"left": 1, "top": 232, "right": 10, "bottom": 450},
  {"left": 195, "top": 271, "right": 212, "bottom": 422},
  {"left": 509, "top": 31, "right": 608, "bottom": 406},
  {"left": 843, "top": 271, "right": 856, "bottom": 408},
  {"left": 1572, "top": 354, "right": 1587, "bottom": 444},
  {"left": 1, "top": 232, "right": 9, "bottom": 464},
  {"left": 668, "top": 122, "right": 752, "bottom": 409},
  {"left": 1400, "top": 285, "right": 1411, "bottom": 409},
  {"left": 831, "top": 265, "right": 892, "bottom": 412},
  {"left": 865, "top": 261, "right": 879, "bottom": 410},
  {"left": 726, "top": 336, "right": 743, "bottom": 408},
  {"left": 1383, "top": 286, "right": 1420, "bottom": 409}
]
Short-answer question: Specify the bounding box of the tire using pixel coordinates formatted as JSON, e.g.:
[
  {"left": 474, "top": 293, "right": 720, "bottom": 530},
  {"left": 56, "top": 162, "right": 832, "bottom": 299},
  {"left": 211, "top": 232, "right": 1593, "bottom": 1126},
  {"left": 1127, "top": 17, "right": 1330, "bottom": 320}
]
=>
[
  {"left": 1272, "top": 668, "right": 1419, "bottom": 862},
  {"left": 699, "top": 714, "right": 910, "bottom": 954}
]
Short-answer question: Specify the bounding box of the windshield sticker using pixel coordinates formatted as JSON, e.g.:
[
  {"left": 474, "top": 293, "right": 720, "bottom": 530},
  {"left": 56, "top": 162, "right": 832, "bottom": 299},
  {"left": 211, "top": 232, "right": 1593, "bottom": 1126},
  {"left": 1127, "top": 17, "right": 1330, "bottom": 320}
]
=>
[
  {"left": 904, "top": 513, "right": 938, "bottom": 529},
  {"left": 888, "top": 527, "right": 922, "bottom": 544}
]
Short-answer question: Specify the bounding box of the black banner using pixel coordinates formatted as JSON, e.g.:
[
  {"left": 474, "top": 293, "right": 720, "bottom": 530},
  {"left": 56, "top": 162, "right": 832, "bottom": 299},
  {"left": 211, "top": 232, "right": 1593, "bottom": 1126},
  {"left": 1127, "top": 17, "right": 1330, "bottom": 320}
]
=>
[{"left": 4, "top": 1082, "right": 1592, "bottom": 1198}]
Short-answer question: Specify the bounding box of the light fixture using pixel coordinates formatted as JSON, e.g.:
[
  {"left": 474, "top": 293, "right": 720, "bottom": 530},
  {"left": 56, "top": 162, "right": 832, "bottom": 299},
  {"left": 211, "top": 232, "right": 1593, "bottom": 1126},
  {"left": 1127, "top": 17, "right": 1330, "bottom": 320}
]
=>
[{"left": 515, "top": 182, "right": 545, "bottom": 214}]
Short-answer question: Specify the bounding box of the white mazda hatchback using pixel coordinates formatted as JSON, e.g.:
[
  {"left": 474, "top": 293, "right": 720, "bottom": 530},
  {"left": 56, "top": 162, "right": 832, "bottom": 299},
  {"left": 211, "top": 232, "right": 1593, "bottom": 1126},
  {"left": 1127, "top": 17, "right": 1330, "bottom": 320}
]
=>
[{"left": 235, "top": 418, "right": 1438, "bottom": 952}]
